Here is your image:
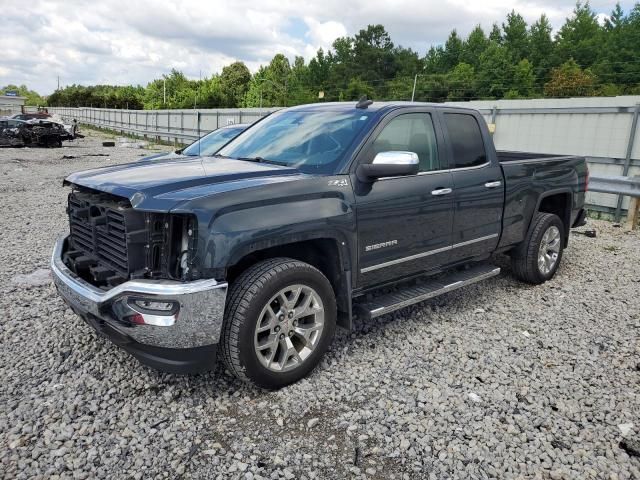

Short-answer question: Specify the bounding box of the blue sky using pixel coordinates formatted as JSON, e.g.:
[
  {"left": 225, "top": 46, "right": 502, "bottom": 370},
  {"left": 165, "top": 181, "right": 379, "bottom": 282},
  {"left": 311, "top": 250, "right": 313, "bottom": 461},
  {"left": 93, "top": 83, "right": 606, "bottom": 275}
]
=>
[{"left": 1, "top": 0, "right": 635, "bottom": 95}]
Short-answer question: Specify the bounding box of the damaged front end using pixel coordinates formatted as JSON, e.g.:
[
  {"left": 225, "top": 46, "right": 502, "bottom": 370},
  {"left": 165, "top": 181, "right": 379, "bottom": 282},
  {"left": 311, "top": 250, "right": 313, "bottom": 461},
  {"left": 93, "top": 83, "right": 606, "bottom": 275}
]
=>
[{"left": 63, "top": 186, "right": 198, "bottom": 289}]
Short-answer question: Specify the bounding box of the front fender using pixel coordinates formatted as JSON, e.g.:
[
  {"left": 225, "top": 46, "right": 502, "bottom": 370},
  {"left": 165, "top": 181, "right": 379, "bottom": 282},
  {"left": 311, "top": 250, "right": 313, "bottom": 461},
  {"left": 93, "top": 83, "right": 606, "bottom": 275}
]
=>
[{"left": 207, "top": 196, "right": 356, "bottom": 269}]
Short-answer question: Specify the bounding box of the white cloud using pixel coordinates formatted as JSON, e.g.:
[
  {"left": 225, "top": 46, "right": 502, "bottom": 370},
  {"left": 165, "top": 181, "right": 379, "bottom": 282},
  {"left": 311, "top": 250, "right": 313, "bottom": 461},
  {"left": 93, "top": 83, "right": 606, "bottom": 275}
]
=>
[{"left": 0, "top": 0, "right": 622, "bottom": 95}]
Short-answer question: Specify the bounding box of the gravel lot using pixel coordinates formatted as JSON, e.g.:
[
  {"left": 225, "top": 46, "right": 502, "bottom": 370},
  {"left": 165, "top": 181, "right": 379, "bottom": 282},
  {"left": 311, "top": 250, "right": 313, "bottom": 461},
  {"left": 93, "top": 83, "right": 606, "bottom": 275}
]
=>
[{"left": 1, "top": 131, "right": 639, "bottom": 480}]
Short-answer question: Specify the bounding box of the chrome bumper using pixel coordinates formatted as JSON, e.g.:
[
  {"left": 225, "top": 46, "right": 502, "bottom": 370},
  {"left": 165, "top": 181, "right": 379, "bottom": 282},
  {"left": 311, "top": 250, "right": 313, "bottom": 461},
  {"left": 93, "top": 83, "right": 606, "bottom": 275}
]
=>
[{"left": 51, "top": 235, "right": 227, "bottom": 349}]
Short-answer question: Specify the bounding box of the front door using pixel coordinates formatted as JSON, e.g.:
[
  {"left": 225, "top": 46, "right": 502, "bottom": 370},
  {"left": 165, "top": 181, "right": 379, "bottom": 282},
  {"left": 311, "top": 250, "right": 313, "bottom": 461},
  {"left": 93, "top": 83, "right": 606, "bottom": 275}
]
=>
[{"left": 352, "top": 110, "right": 454, "bottom": 288}]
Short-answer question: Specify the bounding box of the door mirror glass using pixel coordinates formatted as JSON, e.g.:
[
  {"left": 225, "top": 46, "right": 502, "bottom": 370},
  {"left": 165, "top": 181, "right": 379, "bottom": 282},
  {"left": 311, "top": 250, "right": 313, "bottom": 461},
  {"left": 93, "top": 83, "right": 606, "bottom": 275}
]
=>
[{"left": 357, "top": 151, "right": 419, "bottom": 182}]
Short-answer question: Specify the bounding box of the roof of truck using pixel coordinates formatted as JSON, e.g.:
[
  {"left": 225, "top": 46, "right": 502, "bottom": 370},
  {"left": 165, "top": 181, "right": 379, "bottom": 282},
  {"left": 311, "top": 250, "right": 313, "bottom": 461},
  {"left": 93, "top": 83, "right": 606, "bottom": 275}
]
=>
[{"left": 285, "top": 101, "right": 478, "bottom": 113}]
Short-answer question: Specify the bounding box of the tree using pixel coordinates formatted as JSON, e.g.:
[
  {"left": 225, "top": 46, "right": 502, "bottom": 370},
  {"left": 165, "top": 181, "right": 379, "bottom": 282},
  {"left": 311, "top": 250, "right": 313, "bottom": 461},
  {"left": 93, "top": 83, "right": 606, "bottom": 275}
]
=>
[
  {"left": 477, "top": 43, "right": 513, "bottom": 98},
  {"left": 343, "top": 78, "right": 376, "bottom": 100},
  {"left": 219, "top": 62, "right": 251, "bottom": 107},
  {"left": 502, "top": 10, "right": 529, "bottom": 61},
  {"left": 489, "top": 23, "right": 503, "bottom": 44},
  {"left": 511, "top": 59, "right": 535, "bottom": 97},
  {"left": 529, "top": 14, "right": 556, "bottom": 83},
  {"left": 544, "top": 59, "right": 597, "bottom": 97},
  {"left": 594, "top": 3, "right": 640, "bottom": 90},
  {"left": 424, "top": 45, "right": 447, "bottom": 74},
  {"left": 461, "top": 26, "right": 489, "bottom": 70},
  {"left": 447, "top": 63, "right": 476, "bottom": 100},
  {"left": 555, "top": 2, "right": 602, "bottom": 68},
  {"left": 442, "top": 30, "right": 463, "bottom": 70},
  {"left": 352, "top": 24, "right": 396, "bottom": 79},
  {"left": 308, "top": 48, "right": 331, "bottom": 94},
  {"left": 287, "top": 56, "right": 316, "bottom": 105}
]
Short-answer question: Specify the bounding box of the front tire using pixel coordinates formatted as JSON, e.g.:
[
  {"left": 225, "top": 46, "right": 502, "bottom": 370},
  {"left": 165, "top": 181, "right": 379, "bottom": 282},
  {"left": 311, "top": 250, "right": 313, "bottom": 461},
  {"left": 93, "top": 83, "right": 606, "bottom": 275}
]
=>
[
  {"left": 220, "top": 258, "right": 336, "bottom": 389},
  {"left": 511, "top": 213, "right": 565, "bottom": 284}
]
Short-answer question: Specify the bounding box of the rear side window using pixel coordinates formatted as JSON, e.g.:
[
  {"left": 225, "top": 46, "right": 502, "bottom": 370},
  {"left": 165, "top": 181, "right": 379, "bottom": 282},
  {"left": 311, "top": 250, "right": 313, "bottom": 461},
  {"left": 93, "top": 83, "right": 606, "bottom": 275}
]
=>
[{"left": 444, "top": 113, "right": 487, "bottom": 168}]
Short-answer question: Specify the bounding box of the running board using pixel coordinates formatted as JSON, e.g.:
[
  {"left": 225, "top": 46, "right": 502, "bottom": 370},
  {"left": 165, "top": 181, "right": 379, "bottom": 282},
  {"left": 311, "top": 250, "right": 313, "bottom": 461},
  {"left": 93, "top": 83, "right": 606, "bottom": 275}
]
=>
[{"left": 355, "top": 264, "right": 501, "bottom": 320}]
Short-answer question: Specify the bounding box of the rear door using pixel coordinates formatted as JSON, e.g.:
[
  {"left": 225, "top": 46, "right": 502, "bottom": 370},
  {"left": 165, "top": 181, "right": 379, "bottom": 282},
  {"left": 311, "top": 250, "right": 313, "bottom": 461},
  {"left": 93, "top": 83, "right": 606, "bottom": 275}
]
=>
[
  {"left": 352, "top": 108, "right": 454, "bottom": 288},
  {"left": 440, "top": 111, "right": 503, "bottom": 262}
]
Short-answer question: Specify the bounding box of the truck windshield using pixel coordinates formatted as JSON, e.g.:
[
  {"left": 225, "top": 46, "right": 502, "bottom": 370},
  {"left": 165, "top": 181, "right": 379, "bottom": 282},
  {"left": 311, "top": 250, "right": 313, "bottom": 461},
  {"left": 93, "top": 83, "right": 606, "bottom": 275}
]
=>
[
  {"left": 183, "top": 125, "right": 245, "bottom": 156},
  {"left": 217, "top": 110, "right": 374, "bottom": 174}
]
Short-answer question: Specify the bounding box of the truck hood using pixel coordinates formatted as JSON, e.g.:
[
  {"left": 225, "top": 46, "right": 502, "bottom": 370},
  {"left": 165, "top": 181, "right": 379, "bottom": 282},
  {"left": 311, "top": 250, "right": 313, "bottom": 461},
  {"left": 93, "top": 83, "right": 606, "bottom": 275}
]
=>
[{"left": 65, "top": 156, "right": 304, "bottom": 211}]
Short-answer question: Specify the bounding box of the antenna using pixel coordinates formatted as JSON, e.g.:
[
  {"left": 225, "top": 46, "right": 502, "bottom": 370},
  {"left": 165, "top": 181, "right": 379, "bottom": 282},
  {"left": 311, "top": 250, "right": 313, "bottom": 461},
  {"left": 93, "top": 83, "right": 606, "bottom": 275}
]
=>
[{"left": 356, "top": 95, "right": 373, "bottom": 109}]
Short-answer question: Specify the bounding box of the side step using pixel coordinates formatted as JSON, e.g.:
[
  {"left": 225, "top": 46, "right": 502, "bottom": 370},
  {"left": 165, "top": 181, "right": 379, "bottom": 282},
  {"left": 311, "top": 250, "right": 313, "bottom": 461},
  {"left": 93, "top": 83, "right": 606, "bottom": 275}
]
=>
[{"left": 355, "top": 264, "right": 501, "bottom": 320}]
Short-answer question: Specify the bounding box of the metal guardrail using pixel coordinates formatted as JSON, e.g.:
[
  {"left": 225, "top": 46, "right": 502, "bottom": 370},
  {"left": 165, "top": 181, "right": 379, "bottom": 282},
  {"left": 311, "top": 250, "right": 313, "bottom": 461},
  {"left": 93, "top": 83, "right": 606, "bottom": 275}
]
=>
[
  {"left": 589, "top": 175, "right": 640, "bottom": 229},
  {"left": 589, "top": 175, "right": 640, "bottom": 197}
]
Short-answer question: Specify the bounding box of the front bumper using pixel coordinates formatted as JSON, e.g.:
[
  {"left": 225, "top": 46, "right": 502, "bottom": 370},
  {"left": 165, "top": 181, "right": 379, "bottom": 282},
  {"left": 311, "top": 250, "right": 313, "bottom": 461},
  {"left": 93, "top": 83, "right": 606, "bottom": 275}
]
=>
[{"left": 51, "top": 235, "right": 228, "bottom": 373}]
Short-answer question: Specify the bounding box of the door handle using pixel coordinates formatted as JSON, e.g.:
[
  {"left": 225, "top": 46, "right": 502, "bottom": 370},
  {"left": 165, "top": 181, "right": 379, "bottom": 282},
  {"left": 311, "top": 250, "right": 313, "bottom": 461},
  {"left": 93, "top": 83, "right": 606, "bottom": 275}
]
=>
[
  {"left": 431, "top": 188, "right": 453, "bottom": 196},
  {"left": 484, "top": 181, "right": 502, "bottom": 188}
]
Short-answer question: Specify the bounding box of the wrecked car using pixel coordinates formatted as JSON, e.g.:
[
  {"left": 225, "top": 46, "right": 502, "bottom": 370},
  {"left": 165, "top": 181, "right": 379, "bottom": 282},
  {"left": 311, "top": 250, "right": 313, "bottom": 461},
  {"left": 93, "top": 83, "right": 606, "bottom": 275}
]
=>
[{"left": 0, "top": 118, "right": 70, "bottom": 147}]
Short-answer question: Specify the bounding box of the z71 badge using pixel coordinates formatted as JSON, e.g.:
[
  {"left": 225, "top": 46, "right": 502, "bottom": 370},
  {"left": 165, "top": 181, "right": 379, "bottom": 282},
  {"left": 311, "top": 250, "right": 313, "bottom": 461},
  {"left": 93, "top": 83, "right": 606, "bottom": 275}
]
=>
[{"left": 328, "top": 179, "right": 349, "bottom": 187}]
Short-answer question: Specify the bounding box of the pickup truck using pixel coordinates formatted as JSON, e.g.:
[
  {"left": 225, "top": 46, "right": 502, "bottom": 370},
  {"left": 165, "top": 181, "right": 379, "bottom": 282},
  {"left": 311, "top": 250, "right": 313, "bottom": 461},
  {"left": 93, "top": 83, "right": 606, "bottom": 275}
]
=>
[{"left": 51, "top": 101, "right": 588, "bottom": 388}]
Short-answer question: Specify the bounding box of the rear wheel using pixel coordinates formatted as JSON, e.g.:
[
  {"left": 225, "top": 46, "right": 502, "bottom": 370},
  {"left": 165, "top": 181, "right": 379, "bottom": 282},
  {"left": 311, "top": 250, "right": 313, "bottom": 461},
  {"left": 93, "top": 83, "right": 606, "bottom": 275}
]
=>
[
  {"left": 220, "top": 258, "right": 336, "bottom": 389},
  {"left": 511, "top": 213, "right": 565, "bottom": 284}
]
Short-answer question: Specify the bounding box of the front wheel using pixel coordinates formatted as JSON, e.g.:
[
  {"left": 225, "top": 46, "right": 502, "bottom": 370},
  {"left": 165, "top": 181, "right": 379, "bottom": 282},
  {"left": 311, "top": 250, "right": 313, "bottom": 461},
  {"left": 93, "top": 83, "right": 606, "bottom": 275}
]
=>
[
  {"left": 220, "top": 258, "right": 336, "bottom": 389},
  {"left": 511, "top": 213, "right": 565, "bottom": 284}
]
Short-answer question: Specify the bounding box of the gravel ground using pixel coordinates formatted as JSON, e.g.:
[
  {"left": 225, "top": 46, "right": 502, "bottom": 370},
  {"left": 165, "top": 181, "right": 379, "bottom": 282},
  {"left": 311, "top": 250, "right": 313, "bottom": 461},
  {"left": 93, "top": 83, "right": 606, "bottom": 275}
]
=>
[{"left": 1, "top": 131, "right": 639, "bottom": 480}]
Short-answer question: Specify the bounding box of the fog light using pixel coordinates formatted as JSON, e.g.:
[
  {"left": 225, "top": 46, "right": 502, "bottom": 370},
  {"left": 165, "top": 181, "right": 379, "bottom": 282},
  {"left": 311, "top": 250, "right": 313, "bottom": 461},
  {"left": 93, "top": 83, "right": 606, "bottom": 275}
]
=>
[
  {"left": 133, "top": 299, "right": 175, "bottom": 312},
  {"left": 127, "top": 297, "right": 179, "bottom": 317}
]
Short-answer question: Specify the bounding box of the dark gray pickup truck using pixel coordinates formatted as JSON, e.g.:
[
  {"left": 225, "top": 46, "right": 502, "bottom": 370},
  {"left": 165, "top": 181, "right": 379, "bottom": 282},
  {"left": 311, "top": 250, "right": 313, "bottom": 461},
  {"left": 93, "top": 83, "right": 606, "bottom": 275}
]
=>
[{"left": 51, "top": 101, "right": 588, "bottom": 388}]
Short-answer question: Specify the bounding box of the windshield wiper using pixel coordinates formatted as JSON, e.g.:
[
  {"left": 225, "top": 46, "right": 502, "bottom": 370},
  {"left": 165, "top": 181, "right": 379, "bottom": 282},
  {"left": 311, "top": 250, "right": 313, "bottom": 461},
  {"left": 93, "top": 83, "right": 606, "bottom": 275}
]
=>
[
  {"left": 235, "top": 156, "right": 289, "bottom": 166},
  {"left": 236, "top": 156, "right": 267, "bottom": 162}
]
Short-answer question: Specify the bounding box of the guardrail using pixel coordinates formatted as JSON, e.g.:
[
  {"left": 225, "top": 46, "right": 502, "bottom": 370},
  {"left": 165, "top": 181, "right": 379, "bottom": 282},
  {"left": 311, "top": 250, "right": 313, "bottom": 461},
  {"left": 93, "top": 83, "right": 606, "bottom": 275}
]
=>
[{"left": 590, "top": 175, "right": 640, "bottom": 229}]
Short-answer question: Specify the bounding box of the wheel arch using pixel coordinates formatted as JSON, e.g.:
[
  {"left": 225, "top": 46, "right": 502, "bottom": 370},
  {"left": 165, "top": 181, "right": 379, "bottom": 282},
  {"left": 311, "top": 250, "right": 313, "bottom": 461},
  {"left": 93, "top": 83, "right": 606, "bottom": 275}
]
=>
[
  {"left": 534, "top": 189, "right": 572, "bottom": 247},
  {"left": 226, "top": 237, "right": 353, "bottom": 330}
]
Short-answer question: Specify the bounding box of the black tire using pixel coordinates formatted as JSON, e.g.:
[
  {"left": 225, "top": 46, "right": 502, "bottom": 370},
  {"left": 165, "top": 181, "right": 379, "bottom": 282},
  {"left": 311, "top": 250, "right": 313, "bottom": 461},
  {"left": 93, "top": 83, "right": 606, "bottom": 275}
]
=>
[
  {"left": 220, "top": 258, "right": 336, "bottom": 389},
  {"left": 511, "top": 213, "right": 565, "bottom": 284}
]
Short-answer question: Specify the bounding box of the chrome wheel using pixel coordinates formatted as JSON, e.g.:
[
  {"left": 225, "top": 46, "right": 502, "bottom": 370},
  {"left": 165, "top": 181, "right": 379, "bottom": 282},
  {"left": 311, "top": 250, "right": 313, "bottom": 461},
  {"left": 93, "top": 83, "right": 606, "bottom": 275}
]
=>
[
  {"left": 537, "top": 225, "right": 561, "bottom": 275},
  {"left": 253, "top": 284, "right": 325, "bottom": 372}
]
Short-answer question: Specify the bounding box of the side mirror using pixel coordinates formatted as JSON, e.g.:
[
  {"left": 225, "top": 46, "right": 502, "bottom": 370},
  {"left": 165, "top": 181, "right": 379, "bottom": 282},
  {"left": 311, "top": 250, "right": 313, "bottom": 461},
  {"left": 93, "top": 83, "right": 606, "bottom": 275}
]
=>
[{"left": 356, "top": 151, "right": 419, "bottom": 182}]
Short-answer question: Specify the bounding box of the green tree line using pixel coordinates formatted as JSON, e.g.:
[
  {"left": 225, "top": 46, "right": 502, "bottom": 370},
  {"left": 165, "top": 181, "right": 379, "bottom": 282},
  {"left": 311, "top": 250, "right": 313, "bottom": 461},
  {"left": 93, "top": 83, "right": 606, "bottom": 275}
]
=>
[{"left": 36, "top": 2, "right": 640, "bottom": 109}]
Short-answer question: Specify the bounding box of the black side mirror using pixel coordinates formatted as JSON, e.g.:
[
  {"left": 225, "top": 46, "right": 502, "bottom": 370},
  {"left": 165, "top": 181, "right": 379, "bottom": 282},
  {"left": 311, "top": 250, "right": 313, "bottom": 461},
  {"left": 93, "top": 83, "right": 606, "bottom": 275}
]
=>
[{"left": 356, "top": 151, "right": 419, "bottom": 182}]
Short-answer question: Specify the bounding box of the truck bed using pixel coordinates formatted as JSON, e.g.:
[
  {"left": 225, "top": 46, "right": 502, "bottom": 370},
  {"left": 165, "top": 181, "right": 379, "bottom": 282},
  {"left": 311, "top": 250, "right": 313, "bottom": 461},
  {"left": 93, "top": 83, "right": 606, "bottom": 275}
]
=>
[{"left": 497, "top": 151, "right": 588, "bottom": 250}]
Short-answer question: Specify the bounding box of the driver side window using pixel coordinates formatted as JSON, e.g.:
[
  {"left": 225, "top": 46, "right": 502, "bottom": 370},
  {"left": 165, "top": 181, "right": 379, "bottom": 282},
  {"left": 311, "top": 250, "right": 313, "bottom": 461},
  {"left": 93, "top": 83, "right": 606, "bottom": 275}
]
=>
[{"left": 369, "top": 113, "right": 440, "bottom": 172}]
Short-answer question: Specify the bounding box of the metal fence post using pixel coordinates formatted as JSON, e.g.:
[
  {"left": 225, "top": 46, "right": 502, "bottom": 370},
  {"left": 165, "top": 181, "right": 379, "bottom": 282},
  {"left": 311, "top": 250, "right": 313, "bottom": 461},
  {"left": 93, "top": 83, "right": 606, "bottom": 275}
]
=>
[
  {"left": 615, "top": 103, "right": 640, "bottom": 221},
  {"left": 197, "top": 110, "right": 201, "bottom": 143},
  {"left": 490, "top": 106, "right": 498, "bottom": 136}
]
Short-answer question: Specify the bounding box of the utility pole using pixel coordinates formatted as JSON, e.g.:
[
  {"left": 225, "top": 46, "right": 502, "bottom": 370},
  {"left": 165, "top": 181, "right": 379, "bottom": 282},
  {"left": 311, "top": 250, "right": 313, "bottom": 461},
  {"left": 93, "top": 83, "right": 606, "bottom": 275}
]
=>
[
  {"left": 57, "top": 76, "right": 60, "bottom": 91},
  {"left": 411, "top": 71, "right": 427, "bottom": 102},
  {"left": 411, "top": 74, "right": 418, "bottom": 102},
  {"left": 163, "top": 79, "right": 166, "bottom": 106}
]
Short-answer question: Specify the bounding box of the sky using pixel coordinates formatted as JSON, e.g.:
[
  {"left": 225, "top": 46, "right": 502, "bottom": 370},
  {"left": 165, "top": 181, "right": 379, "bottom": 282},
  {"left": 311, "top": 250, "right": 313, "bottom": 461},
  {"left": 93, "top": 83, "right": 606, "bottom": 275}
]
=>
[{"left": 2, "top": 0, "right": 635, "bottom": 95}]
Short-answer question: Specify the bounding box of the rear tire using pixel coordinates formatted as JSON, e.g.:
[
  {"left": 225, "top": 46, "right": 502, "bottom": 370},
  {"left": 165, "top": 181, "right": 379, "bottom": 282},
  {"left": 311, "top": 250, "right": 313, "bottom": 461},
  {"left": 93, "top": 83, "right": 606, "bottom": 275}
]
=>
[
  {"left": 220, "top": 258, "right": 336, "bottom": 389},
  {"left": 511, "top": 213, "right": 565, "bottom": 284}
]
